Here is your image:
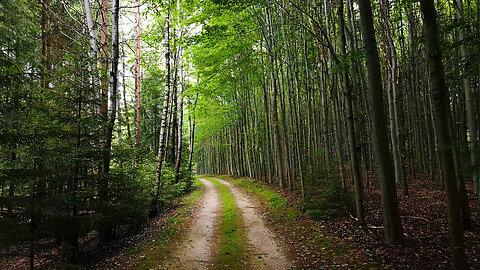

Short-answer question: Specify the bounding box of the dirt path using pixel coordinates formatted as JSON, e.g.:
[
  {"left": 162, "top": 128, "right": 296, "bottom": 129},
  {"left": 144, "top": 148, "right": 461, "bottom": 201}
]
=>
[
  {"left": 213, "top": 177, "right": 292, "bottom": 270},
  {"left": 163, "top": 178, "right": 221, "bottom": 270}
]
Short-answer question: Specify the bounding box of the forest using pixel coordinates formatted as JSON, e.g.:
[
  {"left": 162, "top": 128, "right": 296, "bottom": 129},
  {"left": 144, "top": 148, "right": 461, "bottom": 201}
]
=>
[{"left": 1, "top": 0, "right": 480, "bottom": 269}]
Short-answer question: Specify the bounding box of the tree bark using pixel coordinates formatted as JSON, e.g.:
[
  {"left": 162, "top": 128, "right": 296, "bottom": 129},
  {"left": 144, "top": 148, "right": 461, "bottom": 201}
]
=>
[
  {"left": 135, "top": 0, "right": 142, "bottom": 149},
  {"left": 380, "top": 0, "right": 407, "bottom": 195},
  {"left": 454, "top": 0, "right": 479, "bottom": 196},
  {"left": 175, "top": 3, "right": 184, "bottom": 183},
  {"left": 188, "top": 93, "right": 199, "bottom": 172},
  {"left": 358, "top": 0, "right": 404, "bottom": 243},
  {"left": 420, "top": 0, "right": 468, "bottom": 268},
  {"left": 104, "top": 0, "right": 119, "bottom": 175},
  {"left": 99, "top": 0, "right": 109, "bottom": 137},
  {"left": 82, "top": 0, "right": 98, "bottom": 58},
  {"left": 153, "top": 0, "right": 171, "bottom": 216},
  {"left": 338, "top": 0, "right": 365, "bottom": 226}
]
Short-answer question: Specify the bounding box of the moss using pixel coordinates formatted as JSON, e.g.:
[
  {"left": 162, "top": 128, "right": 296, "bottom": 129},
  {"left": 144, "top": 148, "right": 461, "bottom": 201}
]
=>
[
  {"left": 315, "top": 235, "right": 332, "bottom": 249},
  {"left": 216, "top": 175, "right": 354, "bottom": 266},
  {"left": 205, "top": 177, "right": 249, "bottom": 270},
  {"left": 229, "top": 177, "right": 297, "bottom": 220}
]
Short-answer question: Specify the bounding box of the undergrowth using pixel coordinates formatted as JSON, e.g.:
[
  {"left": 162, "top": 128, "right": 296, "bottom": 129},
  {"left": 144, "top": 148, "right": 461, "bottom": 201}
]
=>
[
  {"left": 300, "top": 178, "right": 354, "bottom": 220},
  {"left": 229, "top": 177, "right": 298, "bottom": 220},
  {"left": 301, "top": 163, "right": 354, "bottom": 220},
  {"left": 216, "top": 175, "right": 350, "bottom": 262},
  {"left": 122, "top": 179, "right": 204, "bottom": 270}
]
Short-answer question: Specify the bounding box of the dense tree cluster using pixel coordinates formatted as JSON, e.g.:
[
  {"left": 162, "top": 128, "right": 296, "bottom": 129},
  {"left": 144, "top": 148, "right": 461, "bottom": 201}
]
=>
[
  {"left": 1, "top": 0, "right": 480, "bottom": 269},
  {"left": 0, "top": 0, "right": 194, "bottom": 267},
  {"left": 191, "top": 0, "right": 479, "bottom": 268}
]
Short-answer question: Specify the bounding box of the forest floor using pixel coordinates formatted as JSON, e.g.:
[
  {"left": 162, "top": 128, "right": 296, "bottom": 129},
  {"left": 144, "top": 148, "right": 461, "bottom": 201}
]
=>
[
  {"left": 81, "top": 174, "right": 480, "bottom": 269},
  {"left": 114, "top": 176, "right": 293, "bottom": 270},
  {"left": 215, "top": 173, "right": 480, "bottom": 269},
  {"left": 3, "top": 173, "right": 479, "bottom": 269}
]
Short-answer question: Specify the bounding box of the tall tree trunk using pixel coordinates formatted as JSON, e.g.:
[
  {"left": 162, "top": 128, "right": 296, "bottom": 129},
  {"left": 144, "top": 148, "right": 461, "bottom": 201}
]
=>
[
  {"left": 175, "top": 2, "right": 184, "bottom": 183},
  {"left": 358, "top": 0, "right": 404, "bottom": 243},
  {"left": 170, "top": 50, "right": 179, "bottom": 164},
  {"left": 338, "top": 0, "right": 365, "bottom": 226},
  {"left": 82, "top": 0, "right": 98, "bottom": 60},
  {"left": 135, "top": 0, "right": 142, "bottom": 149},
  {"left": 188, "top": 93, "right": 199, "bottom": 172},
  {"left": 99, "top": 0, "right": 109, "bottom": 138},
  {"left": 380, "top": 0, "right": 407, "bottom": 195},
  {"left": 98, "top": 0, "right": 119, "bottom": 243},
  {"left": 267, "top": 4, "right": 287, "bottom": 187},
  {"left": 454, "top": 0, "right": 479, "bottom": 196},
  {"left": 105, "top": 0, "right": 120, "bottom": 174},
  {"left": 153, "top": 0, "right": 171, "bottom": 216},
  {"left": 420, "top": 0, "right": 468, "bottom": 268},
  {"left": 122, "top": 45, "right": 134, "bottom": 150}
]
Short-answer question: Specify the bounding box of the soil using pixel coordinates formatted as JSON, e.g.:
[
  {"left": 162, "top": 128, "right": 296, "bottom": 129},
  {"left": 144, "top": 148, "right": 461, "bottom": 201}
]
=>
[
  {"left": 213, "top": 177, "right": 292, "bottom": 270},
  {"left": 161, "top": 178, "right": 222, "bottom": 270}
]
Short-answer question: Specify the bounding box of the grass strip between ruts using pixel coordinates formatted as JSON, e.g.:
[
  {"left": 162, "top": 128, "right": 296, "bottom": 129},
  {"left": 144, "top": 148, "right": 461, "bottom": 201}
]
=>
[
  {"left": 204, "top": 176, "right": 249, "bottom": 270},
  {"left": 216, "top": 175, "right": 362, "bottom": 267}
]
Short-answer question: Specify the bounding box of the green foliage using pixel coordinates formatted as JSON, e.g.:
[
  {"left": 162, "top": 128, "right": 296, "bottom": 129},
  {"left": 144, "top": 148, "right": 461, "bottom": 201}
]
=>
[
  {"left": 233, "top": 178, "right": 286, "bottom": 210},
  {"left": 228, "top": 177, "right": 298, "bottom": 220},
  {"left": 158, "top": 166, "right": 195, "bottom": 206},
  {"left": 300, "top": 174, "right": 354, "bottom": 221},
  {"left": 0, "top": 0, "right": 197, "bottom": 265},
  {"left": 95, "top": 169, "right": 151, "bottom": 235}
]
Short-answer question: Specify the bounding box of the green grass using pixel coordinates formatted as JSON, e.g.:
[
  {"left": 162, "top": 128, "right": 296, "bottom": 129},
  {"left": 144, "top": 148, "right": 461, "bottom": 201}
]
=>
[
  {"left": 216, "top": 175, "right": 362, "bottom": 267},
  {"left": 204, "top": 176, "right": 249, "bottom": 270},
  {"left": 123, "top": 179, "right": 204, "bottom": 270},
  {"left": 228, "top": 177, "right": 298, "bottom": 220}
]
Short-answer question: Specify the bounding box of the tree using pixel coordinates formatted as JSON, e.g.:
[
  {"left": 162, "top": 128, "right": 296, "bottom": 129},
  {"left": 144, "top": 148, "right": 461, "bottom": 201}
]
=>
[
  {"left": 174, "top": 0, "right": 185, "bottom": 184},
  {"left": 135, "top": 0, "right": 142, "bottom": 149},
  {"left": 153, "top": 0, "right": 172, "bottom": 216},
  {"left": 420, "top": 0, "right": 468, "bottom": 268},
  {"left": 337, "top": 0, "right": 365, "bottom": 226},
  {"left": 357, "top": 0, "right": 403, "bottom": 243}
]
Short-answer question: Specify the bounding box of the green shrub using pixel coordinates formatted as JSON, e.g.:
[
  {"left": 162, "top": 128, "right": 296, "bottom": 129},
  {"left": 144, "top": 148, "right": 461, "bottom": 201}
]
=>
[{"left": 300, "top": 176, "right": 353, "bottom": 221}]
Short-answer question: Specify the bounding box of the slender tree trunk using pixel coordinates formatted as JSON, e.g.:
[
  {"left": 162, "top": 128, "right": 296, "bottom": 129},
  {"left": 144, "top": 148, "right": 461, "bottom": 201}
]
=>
[
  {"left": 8, "top": 185, "right": 14, "bottom": 215},
  {"left": 122, "top": 46, "right": 134, "bottom": 150},
  {"left": 338, "top": 0, "right": 365, "bottom": 226},
  {"left": 105, "top": 0, "right": 120, "bottom": 174},
  {"left": 135, "top": 0, "right": 142, "bottom": 149},
  {"left": 188, "top": 93, "right": 199, "bottom": 172},
  {"left": 175, "top": 6, "right": 184, "bottom": 183},
  {"left": 380, "top": 0, "right": 407, "bottom": 195},
  {"left": 358, "top": 0, "right": 404, "bottom": 243},
  {"left": 82, "top": 0, "right": 98, "bottom": 59},
  {"left": 153, "top": 0, "right": 171, "bottom": 216},
  {"left": 170, "top": 51, "right": 179, "bottom": 164},
  {"left": 98, "top": 0, "right": 119, "bottom": 243},
  {"left": 99, "top": 0, "right": 109, "bottom": 139},
  {"left": 266, "top": 4, "right": 286, "bottom": 187},
  {"left": 454, "top": 0, "right": 479, "bottom": 196},
  {"left": 420, "top": 0, "right": 468, "bottom": 268}
]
